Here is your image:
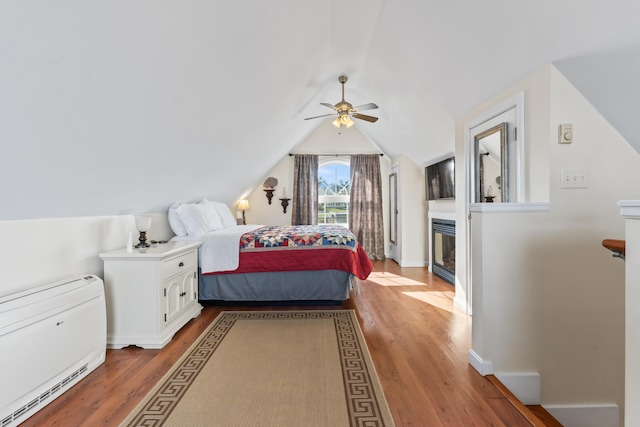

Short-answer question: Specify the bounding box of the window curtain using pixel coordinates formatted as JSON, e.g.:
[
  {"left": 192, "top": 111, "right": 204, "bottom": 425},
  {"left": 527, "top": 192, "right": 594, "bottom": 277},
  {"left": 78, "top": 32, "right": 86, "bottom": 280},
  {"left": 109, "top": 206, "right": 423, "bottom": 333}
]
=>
[
  {"left": 349, "top": 154, "right": 385, "bottom": 260},
  {"left": 291, "top": 154, "right": 318, "bottom": 225}
]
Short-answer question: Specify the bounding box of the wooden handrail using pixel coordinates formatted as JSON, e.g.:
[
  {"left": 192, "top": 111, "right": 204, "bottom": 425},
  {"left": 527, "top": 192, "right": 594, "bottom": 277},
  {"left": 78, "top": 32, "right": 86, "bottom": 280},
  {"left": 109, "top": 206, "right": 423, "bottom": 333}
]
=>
[{"left": 602, "top": 239, "right": 625, "bottom": 259}]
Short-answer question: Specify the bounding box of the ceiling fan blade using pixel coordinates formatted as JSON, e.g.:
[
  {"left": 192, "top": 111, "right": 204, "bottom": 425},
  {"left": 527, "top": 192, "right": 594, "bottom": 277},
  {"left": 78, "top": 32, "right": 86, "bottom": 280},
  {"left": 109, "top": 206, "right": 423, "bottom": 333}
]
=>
[
  {"left": 353, "top": 103, "right": 378, "bottom": 112},
  {"left": 320, "top": 102, "right": 337, "bottom": 110},
  {"left": 304, "top": 113, "right": 336, "bottom": 120},
  {"left": 352, "top": 113, "right": 378, "bottom": 123}
]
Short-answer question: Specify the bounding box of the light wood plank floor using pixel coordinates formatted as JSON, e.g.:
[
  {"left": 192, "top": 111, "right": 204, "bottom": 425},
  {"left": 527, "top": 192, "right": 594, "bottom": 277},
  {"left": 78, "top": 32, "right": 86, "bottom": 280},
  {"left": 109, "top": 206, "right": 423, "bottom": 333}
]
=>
[{"left": 21, "top": 260, "right": 555, "bottom": 426}]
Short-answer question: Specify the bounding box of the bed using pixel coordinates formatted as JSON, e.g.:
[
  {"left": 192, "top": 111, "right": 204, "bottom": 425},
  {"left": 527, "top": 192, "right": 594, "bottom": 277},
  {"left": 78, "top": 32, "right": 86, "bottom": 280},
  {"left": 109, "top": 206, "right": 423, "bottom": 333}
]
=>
[{"left": 168, "top": 199, "right": 373, "bottom": 302}]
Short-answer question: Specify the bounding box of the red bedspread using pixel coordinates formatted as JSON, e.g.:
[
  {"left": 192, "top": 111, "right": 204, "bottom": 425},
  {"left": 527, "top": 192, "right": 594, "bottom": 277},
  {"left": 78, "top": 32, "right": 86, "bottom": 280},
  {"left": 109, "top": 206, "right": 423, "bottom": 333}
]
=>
[{"left": 204, "top": 225, "right": 373, "bottom": 280}]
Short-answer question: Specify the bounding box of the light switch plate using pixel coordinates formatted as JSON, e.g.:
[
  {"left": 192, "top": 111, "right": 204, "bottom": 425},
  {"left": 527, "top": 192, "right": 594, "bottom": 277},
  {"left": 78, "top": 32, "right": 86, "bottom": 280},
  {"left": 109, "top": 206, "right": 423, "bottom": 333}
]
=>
[{"left": 561, "top": 169, "right": 588, "bottom": 188}]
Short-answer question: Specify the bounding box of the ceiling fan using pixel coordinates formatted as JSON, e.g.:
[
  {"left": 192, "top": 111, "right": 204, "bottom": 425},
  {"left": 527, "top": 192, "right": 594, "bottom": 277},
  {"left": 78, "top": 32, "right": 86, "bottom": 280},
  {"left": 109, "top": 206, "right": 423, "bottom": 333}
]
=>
[{"left": 304, "top": 76, "right": 378, "bottom": 128}]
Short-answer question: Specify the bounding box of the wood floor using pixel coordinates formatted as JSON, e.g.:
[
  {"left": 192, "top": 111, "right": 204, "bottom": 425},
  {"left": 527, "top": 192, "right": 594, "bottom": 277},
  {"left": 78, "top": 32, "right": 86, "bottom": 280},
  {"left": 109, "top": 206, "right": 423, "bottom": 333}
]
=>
[{"left": 21, "top": 259, "right": 560, "bottom": 426}]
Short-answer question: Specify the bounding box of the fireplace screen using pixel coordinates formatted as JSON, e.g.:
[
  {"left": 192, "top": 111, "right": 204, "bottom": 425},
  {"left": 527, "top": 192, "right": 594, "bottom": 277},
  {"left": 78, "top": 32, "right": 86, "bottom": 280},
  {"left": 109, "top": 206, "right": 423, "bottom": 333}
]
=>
[{"left": 432, "top": 219, "right": 455, "bottom": 285}]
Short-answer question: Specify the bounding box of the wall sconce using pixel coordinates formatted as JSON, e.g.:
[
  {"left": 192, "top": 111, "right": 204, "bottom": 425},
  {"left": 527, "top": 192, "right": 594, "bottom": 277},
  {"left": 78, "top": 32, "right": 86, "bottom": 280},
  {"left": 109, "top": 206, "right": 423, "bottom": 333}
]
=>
[
  {"left": 278, "top": 187, "right": 290, "bottom": 213},
  {"left": 264, "top": 188, "right": 274, "bottom": 204},
  {"left": 263, "top": 176, "right": 278, "bottom": 205},
  {"left": 237, "top": 199, "right": 250, "bottom": 225},
  {"left": 134, "top": 215, "right": 152, "bottom": 248},
  {"left": 279, "top": 198, "right": 290, "bottom": 214}
]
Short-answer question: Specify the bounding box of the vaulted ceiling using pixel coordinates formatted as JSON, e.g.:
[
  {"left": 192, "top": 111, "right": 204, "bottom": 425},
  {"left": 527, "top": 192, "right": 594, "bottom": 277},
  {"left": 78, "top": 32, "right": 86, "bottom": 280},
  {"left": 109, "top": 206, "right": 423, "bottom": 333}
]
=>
[{"left": 2, "top": 1, "right": 640, "bottom": 219}]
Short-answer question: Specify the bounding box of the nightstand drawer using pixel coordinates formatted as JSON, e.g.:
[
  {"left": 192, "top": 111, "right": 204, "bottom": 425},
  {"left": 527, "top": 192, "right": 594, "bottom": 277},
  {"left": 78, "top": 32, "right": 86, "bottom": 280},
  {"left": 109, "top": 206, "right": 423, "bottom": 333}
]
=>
[{"left": 162, "top": 251, "right": 196, "bottom": 278}]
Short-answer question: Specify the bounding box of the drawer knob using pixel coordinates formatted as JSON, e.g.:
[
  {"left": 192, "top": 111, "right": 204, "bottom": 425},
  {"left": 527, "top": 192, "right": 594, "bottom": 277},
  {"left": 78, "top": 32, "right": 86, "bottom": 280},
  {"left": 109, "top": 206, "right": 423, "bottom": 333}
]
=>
[{"left": 178, "top": 262, "right": 184, "bottom": 267}]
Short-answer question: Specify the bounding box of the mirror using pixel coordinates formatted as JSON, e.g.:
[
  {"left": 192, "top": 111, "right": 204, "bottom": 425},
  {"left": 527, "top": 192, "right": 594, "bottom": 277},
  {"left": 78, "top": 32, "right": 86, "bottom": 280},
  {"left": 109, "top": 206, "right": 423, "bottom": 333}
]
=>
[
  {"left": 389, "top": 173, "right": 397, "bottom": 244},
  {"left": 474, "top": 122, "right": 508, "bottom": 203}
]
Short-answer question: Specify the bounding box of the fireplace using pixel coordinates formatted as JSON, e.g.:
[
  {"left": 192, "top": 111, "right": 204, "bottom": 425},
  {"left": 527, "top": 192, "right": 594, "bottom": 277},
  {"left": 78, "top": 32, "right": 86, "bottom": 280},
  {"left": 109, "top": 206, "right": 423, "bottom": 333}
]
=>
[{"left": 432, "top": 218, "right": 455, "bottom": 285}]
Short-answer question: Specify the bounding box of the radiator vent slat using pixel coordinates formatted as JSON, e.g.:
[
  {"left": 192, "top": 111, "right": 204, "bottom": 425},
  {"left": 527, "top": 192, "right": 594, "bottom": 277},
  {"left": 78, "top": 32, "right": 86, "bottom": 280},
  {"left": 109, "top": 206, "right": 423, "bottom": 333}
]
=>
[{"left": 4, "top": 363, "right": 88, "bottom": 426}]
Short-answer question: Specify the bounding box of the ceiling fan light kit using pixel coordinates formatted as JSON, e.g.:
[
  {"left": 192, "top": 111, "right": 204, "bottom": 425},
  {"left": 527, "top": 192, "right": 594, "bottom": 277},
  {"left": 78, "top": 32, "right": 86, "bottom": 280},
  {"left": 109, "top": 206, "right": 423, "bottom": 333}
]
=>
[
  {"left": 305, "top": 76, "right": 378, "bottom": 128},
  {"left": 335, "top": 113, "right": 354, "bottom": 128}
]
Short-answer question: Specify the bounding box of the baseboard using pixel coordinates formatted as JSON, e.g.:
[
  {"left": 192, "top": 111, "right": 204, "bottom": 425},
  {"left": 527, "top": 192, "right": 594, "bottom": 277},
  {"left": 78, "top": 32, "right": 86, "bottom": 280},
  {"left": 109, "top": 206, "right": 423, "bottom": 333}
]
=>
[
  {"left": 543, "top": 404, "right": 620, "bottom": 427},
  {"left": 453, "top": 294, "right": 469, "bottom": 314},
  {"left": 468, "top": 349, "right": 493, "bottom": 375},
  {"left": 495, "top": 372, "right": 540, "bottom": 405},
  {"left": 397, "top": 260, "right": 428, "bottom": 267}
]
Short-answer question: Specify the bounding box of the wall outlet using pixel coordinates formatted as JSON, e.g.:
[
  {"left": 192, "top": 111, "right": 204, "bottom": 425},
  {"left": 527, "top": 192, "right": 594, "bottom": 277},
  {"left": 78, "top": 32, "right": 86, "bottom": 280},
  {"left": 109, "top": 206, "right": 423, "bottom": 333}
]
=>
[{"left": 561, "top": 169, "right": 588, "bottom": 188}]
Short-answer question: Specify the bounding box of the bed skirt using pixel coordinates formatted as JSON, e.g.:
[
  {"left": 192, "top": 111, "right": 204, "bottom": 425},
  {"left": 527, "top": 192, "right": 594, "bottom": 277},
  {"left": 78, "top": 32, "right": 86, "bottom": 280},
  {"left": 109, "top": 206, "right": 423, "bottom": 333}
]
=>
[{"left": 198, "top": 269, "right": 353, "bottom": 302}]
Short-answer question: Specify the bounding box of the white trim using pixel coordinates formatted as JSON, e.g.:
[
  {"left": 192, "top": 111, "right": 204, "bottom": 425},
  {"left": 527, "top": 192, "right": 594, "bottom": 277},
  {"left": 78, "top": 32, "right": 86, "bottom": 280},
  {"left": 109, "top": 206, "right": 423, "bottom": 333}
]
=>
[
  {"left": 397, "top": 260, "right": 428, "bottom": 268},
  {"left": 543, "top": 404, "right": 620, "bottom": 427},
  {"left": 453, "top": 294, "right": 468, "bottom": 314},
  {"left": 465, "top": 93, "right": 524, "bottom": 130},
  {"left": 318, "top": 155, "right": 350, "bottom": 166},
  {"left": 495, "top": 372, "right": 540, "bottom": 405},
  {"left": 469, "top": 202, "right": 550, "bottom": 213},
  {"left": 428, "top": 211, "right": 456, "bottom": 221},
  {"left": 619, "top": 199, "right": 640, "bottom": 218},
  {"left": 468, "top": 349, "right": 493, "bottom": 375}
]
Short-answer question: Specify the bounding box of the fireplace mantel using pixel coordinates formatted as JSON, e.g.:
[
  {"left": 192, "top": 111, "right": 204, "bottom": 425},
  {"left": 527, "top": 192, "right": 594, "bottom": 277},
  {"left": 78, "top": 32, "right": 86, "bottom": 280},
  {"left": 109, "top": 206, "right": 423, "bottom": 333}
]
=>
[{"left": 428, "top": 211, "right": 456, "bottom": 221}]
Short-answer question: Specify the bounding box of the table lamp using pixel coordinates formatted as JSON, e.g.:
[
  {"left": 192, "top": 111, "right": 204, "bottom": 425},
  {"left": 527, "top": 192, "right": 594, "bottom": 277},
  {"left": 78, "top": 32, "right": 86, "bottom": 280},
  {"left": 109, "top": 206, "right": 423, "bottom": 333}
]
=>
[{"left": 134, "top": 215, "right": 152, "bottom": 248}]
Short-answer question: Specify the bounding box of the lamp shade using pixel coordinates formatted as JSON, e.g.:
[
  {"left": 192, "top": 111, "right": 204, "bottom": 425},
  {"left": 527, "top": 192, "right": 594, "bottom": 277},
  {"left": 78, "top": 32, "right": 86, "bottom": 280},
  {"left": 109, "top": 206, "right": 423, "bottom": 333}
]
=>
[
  {"left": 237, "top": 199, "right": 250, "bottom": 210},
  {"left": 333, "top": 113, "right": 354, "bottom": 128},
  {"left": 345, "top": 116, "right": 355, "bottom": 128},
  {"left": 134, "top": 215, "right": 152, "bottom": 232}
]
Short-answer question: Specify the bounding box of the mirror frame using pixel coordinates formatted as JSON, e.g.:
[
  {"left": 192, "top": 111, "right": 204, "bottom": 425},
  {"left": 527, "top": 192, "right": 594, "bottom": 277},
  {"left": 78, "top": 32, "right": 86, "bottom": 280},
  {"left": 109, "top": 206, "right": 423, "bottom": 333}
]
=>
[
  {"left": 389, "top": 172, "right": 397, "bottom": 244},
  {"left": 474, "top": 122, "right": 508, "bottom": 203}
]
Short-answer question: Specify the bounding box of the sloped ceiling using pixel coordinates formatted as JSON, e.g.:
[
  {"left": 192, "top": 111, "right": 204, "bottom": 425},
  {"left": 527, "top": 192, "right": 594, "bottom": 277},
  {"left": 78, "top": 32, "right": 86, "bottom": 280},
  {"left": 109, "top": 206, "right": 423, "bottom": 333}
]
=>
[
  {"left": 1, "top": 1, "right": 640, "bottom": 220},
  {"left": 555, "top": 45, "right": 640, "bottom": 154}
]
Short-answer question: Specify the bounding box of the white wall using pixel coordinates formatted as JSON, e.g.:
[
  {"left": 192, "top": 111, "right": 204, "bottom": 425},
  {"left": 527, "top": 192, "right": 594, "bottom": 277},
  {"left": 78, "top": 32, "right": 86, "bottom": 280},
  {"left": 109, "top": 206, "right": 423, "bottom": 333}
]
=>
[
  {"left": 0, "top": 213, "right": 173, "bottom": 297},
  {"left": 621, "top": 202, "right": 640, "bottom": 426},
  {"left": 452, "top": 71, "right": 550, "bottom": 316},
  {"left": 0, "top": 1, "right": 337, "bottom": 221},
  {"left": 241, "top": 156, "right": 293, "bottom": 227},
  {"left": 457, "top": 64, "right": 639, "bottom": 425},
  {"left": 460, "top": 65, "right": 553, "bottom": 376},
  {"left": 392, "top": 155, "right": 428, "bottom": 267}
]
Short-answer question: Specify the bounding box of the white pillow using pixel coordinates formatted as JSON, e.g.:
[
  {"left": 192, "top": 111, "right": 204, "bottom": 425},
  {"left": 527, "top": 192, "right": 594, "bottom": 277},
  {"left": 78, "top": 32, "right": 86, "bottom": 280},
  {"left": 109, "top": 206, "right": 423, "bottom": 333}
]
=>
[
  {"left": 198, "top": 200, "right": 225, "bottom": 231},
  {"left": 203, "top": 199, "right": 237, "bottom": 228},
  {"left": 168, "top": 201, "right": 188, "bottom": 237},
  {"left": 176, "top": 202, "right": 223, "bottom": 236}
]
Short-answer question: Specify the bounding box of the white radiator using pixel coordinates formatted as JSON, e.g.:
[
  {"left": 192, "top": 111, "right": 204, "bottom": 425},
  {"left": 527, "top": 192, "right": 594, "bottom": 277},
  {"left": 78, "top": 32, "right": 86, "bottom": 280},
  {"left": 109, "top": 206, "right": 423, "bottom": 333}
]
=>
[{"left": 0, "top": 275, "right": 107, "bottom": 426}]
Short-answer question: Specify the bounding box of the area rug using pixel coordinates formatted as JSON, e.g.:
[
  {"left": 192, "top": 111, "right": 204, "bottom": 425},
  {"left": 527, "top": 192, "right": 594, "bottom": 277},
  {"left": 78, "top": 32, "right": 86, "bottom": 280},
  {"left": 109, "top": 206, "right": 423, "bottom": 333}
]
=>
[{"left": 121, "top": 310, "right": 395, "bottom": 427}]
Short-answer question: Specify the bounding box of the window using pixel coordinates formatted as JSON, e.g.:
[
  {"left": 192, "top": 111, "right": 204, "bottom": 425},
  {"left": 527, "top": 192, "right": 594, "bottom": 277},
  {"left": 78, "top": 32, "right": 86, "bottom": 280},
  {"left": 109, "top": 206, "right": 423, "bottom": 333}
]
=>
[{"left": 318, "top": 159, "right": 350, "bottom": 226}]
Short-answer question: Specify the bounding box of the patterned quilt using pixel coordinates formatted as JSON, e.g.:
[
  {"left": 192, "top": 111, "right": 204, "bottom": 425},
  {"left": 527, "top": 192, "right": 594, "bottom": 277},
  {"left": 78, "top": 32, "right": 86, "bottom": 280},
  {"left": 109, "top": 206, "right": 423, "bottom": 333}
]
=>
[
  {"left": 239, "top": 225, "right": 358, "bottom": 251},
  {"left": 206, "top": 225, "right": 373, "bottom": 280}
]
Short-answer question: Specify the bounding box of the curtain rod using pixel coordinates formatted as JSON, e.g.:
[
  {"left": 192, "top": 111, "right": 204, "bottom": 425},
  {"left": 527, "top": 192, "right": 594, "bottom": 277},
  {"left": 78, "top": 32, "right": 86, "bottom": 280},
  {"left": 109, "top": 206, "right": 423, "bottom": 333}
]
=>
[{"left": 288, "top": 153, "right": 384, "bottom": 157}]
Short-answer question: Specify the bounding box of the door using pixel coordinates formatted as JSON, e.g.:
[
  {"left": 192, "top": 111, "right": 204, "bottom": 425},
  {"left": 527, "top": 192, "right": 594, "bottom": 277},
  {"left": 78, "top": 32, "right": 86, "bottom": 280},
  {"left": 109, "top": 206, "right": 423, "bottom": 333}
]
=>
[
  {"left": 163, "top": 277, "right": 182, "bottom": 324},
  {"left": 182, "top": 270, "right": 198, "bottom": 309}
]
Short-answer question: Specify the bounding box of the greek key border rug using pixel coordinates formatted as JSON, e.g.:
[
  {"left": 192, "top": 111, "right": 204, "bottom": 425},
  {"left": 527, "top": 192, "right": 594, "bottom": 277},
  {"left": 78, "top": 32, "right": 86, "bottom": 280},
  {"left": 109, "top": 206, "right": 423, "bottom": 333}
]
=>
[{"left": 120, "top": 310, "right": 395, "bottom": 427}]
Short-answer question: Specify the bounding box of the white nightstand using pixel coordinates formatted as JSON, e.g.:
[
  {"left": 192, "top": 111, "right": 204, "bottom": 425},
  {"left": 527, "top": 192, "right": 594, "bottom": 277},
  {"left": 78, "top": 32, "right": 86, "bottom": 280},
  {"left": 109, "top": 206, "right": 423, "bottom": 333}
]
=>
[{"left": 100, "top": 240, "right": 203, "bottom": 349}]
